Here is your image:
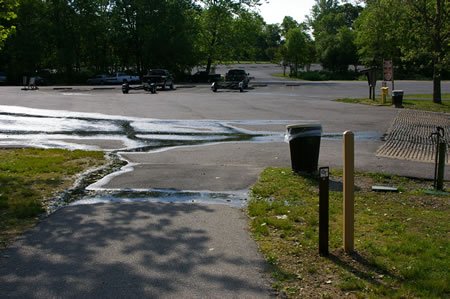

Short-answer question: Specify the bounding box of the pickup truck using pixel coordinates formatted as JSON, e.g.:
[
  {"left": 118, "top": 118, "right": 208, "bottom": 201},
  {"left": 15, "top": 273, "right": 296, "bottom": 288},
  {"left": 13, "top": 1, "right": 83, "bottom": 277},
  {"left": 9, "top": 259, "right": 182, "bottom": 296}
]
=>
[
  {"left": 142, "top": 69, "right": 174, "bottom": 90},
  {"left": 224, "top": 69, "right": 250, "bottom": 88},
  {"left": 104, "top": 72, "right": 140, "bottom": 84}
]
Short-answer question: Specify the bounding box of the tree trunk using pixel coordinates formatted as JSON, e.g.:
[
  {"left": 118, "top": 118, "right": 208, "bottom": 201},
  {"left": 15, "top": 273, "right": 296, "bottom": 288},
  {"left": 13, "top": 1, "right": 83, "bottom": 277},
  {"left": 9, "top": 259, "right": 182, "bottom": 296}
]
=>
[
  {"left": 206, "top": 58, "right": 213, "bottom": 74},
  {"left": 432, "top": 63, "right": 442, "bottom": 104},
  {"left": 432, "top": 0, "right": 442, "bottom": 104}
]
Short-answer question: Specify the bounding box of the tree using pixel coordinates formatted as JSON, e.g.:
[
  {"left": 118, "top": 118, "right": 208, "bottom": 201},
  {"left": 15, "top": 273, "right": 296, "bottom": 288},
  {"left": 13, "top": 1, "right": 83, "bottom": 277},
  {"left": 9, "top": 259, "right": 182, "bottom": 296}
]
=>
[
  {"left": 285, "top": 28, "right": 308, "bottom": 76},
  {"left": 355, "top": 0, "right": 449, "bottom": 103},
  {"left": 309, "top": 0, "right": 362, "bottom": 72},
  {"left": 401, "top": 0, "right": 449, "bottom": 103},
  {"left": 281, "top": 16, "right": 298, "bottom": 38},
  {"left": 230, "top": 11, "right": 264, "bottom": 62},
  {"left": 0, "top": 0, "right": 19, "bottom": 49},
  {"left": 262, "top": 23, "right": 281, "bottom": 61},
  {"left": 354, "top": 0, "right": 406, "bottom": 67},
  {"left": 197, "top": 0, "right": 262, "bottom": 73},
  {"left": 0, "top": 0, "right": 49, "bottom": 81},
  {"left": 110, "top": 0, "right": 200, "bottom": 75}
]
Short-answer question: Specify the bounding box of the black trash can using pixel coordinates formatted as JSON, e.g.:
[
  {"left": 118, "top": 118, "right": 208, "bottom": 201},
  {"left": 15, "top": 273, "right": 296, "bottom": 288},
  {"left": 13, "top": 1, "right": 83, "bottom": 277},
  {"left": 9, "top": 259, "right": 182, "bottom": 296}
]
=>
[
  {"left": 392, "top": 90, "right": 404, "bottom": 108},
  {"left": 286, "top": 123, "right": 322, "bottom": 174}
]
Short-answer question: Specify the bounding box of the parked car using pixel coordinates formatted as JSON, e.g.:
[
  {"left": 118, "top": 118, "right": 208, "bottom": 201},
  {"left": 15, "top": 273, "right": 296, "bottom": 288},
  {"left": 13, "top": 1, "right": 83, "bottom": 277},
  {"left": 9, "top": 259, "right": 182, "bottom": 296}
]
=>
[
  {"left": 191, "top": 71, "right": 222, "bottom": 83},
  {"left": 104, "top": 72, "right": 140, "bottom": 84},
  {"left": 0, "top": 72, "right": 7, "bottom": 85},
  {"left": 142, "top": 69, "right": 174, "bottom": 90},
  {"left": 87, "top": 74, "right": 108, "bottom": 85},
  {"left": 225, "top": 69, "right": 250, "bottom": 88}
]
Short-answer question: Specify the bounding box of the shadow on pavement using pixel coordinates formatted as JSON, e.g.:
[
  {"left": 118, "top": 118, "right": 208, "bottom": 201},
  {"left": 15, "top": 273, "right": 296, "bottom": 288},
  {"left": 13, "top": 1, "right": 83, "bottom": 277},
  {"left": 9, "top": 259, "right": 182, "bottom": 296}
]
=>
[{"left": 0, "top": 202, "right": 270, "bottom": 298}]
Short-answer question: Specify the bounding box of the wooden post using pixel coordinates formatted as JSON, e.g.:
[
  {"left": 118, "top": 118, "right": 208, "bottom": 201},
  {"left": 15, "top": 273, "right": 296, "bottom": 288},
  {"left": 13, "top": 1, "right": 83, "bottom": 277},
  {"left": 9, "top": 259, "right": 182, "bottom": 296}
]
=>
[
  {"left": 343, "top": 131, "right": 354, "bottom": 253},
  {"left": 319, "top": 167, "right": 329, "bottom": 256},
  {"left": 437, "top": 142, "right": 446, "bottom": 190}
]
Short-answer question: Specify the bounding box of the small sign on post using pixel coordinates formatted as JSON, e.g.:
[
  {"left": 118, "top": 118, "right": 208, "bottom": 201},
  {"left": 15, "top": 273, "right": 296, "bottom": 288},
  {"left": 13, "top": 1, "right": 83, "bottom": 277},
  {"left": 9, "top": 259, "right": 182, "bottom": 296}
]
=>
[
  {"left": 383, "top": 60, "right": 393, "bottom": 81},
  {"left": 319, "top": 167, "right": 329, "bottom": 256},
  {"left": 383, "top": 60, "right": 395, "bottom": 91}
]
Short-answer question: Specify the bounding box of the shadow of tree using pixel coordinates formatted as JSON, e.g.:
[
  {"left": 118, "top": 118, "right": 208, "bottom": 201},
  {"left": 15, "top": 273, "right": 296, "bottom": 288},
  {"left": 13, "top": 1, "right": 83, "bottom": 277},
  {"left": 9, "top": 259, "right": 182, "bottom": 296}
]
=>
[{"left": 0, "top": 202, "right": 270, "bottom": 298}]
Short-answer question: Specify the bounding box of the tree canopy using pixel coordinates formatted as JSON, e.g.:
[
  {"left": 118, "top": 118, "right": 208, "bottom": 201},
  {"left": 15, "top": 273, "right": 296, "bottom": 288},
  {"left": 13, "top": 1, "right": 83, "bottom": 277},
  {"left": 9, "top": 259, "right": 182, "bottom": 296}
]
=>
[
  {"left": 0, "top": 0, "right": 19, "bottom": 49},
  {"left": 0, "top": 0, "right": 447, "bottom": 98}
]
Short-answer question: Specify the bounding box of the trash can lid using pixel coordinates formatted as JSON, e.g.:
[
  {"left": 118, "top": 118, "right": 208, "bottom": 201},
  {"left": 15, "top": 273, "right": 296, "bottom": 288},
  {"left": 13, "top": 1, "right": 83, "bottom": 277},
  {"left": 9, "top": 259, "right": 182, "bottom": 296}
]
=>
[{"left": 286, "top": 123, "right": 321, "bottom": 129}]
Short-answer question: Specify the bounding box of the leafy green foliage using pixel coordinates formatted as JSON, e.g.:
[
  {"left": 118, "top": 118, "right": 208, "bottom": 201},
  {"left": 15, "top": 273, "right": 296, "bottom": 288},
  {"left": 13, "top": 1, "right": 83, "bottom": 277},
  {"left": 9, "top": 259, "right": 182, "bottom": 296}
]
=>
[
  {"left": 0, "top": 0, "right": 18, "bottom": 49},
  {"left": 309, "top": 0, "right": 362, "bottom": 72},
  {"left": 354, "top": 0, "right": 450, "bottom": 103}
]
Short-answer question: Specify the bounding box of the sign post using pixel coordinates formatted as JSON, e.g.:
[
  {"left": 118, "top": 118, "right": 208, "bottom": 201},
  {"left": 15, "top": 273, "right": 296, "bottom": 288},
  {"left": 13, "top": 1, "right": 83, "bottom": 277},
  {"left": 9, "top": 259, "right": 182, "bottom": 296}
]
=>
[
  {"left": 319, "top": 167, "right": 329, "bottom": 256},
  {"left": 383, "top": 60, "right": 394, "bottom": 91},
  {"left": 343, "top": 131, "right": 354, "bottom": 253}
]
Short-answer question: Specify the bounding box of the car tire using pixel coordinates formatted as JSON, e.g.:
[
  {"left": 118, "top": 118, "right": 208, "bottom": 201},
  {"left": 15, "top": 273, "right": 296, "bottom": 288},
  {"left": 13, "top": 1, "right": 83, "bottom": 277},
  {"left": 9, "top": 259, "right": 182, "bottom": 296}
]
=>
[{"left": 170, "top": 83, "right": 174, "bottom": 90}]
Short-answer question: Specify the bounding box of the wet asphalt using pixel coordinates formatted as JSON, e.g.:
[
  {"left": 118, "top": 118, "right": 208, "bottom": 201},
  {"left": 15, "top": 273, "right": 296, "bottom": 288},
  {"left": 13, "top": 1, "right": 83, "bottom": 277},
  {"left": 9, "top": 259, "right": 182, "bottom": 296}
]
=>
[{"left": 0, "top": 64, "right": 449, "bottom": 297}]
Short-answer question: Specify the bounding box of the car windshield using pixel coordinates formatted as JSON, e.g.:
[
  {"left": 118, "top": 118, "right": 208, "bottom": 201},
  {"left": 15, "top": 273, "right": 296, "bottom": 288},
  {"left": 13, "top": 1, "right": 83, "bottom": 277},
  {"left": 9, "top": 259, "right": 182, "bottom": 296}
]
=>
[
  {"left": 148, "top": 70, "right": 167, "bottom": 75},
  {"left": 228, "top": 70, "right": 245, "bottom": 74},
  {"left": 0, "top": 72, "right": 6, "bottom": 76}
]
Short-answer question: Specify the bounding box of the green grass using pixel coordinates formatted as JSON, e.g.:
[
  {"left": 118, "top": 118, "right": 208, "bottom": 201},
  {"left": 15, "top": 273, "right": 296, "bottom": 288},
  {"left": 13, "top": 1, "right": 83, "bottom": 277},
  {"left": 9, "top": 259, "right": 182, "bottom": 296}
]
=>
[
  {"left": 0, "top": 148, "right": 106, "bottom": 248},
  {"left": 404, "top": 93, "right": 450, "bottom": 99},
  {"left": 248, "top": 168, "right": 449, "bottom": 298},
  {"left": 335, "top": 97, "right": 450, "bottom": 113}
]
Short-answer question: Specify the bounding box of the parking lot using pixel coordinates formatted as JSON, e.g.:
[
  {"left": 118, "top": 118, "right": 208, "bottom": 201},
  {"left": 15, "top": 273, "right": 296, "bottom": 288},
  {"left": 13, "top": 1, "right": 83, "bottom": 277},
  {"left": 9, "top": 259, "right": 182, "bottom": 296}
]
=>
[
  {"left": 1, "top": 65, "right": 449, "bottom": 298},
  {"left": 1, "top": 70, "right": 448, "bottom": 192}
]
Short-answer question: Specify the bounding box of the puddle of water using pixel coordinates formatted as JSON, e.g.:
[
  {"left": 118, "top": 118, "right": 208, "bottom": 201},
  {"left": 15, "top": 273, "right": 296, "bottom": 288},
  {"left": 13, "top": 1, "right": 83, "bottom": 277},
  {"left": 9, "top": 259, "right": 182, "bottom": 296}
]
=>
[
  {"left": 0, "top": 105, "right": 384, "bottom": 209},
  {"left": 0, "top": 106, "right": 293, "bottom": 153},
  {"left": 71, "top": 189, "right": 248, "bottom": 208},
  {"left": 322, "top": 131, "right": 384, "bottom": 141}
]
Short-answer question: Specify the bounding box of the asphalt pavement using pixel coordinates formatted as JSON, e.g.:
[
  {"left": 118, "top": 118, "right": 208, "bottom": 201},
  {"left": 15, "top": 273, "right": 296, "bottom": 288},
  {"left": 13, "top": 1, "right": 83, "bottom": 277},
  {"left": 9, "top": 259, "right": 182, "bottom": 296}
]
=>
[{"left": 0, "top": 64, "right": 449, "bottom": 297}]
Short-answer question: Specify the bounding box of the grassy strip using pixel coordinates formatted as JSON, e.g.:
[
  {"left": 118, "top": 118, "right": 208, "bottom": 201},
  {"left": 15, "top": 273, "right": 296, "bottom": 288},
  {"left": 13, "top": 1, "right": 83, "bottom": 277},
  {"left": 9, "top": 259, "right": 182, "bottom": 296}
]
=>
[
  {"left": 248, "top": 168, "right": 449, "bottom": 298},
  {"left": 0, "top": 148, "right": 106, "bottom": 249},
  {"left": 335, "top": 98, "right": 450, "bottom": 113},
  {"left": 404, "top": 93, "right": 450, "bottom": 99}
]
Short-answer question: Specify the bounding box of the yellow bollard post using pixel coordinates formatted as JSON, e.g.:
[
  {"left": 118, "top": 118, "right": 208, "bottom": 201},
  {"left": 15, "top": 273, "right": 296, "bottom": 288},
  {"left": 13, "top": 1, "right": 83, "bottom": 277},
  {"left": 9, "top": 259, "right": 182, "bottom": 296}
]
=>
[
  {"left": 381, "top": 87, "right": 389, "bottom": 104},
  {"left": 343, "top": 131, "right": 354, "bottom": 253}
]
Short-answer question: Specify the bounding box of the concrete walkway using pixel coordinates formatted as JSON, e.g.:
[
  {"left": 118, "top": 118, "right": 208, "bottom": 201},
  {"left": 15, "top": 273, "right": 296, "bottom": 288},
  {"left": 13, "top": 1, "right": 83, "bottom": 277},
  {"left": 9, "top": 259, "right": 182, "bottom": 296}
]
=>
[{"left": 0, "top": 202, "right": 271, "bottom": 298}]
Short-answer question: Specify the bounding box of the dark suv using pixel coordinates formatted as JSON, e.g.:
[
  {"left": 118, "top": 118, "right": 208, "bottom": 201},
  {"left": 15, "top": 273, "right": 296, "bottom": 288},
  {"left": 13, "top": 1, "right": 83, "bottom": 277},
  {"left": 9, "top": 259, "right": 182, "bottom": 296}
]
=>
[{"left": 225, "top": 69, "right": 250, "bottom": 88}]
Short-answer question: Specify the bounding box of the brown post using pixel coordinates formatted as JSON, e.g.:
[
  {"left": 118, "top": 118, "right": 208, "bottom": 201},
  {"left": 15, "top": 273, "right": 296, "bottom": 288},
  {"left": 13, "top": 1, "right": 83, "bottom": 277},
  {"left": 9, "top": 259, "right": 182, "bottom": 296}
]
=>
[
  {"left": 437, "top": 142, "right": 446, "bottom": 190},
  {"left": 319, "top": 167, "right": 329, "bottom": 256},
  {"left": 343, "top": 131, "right": 354, "bottom": 253}
]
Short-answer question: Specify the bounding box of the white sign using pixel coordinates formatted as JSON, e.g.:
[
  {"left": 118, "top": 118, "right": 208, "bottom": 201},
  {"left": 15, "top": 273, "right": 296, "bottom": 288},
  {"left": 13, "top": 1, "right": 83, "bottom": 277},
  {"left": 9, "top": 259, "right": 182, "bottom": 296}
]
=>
[
  {"left": 383, "top": 60, "right": 393, "bottom": 81},
  {"left": 320, "top": 167, "right": 329, "bottom": 178}
]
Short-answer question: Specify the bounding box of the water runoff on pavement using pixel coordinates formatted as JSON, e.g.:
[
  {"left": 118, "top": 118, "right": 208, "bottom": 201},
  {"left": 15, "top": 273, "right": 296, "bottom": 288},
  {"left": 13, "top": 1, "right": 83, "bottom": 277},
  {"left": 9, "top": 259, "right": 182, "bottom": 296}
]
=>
[{"left": 0, "top": 105, "right": 382, "bottom": 210}]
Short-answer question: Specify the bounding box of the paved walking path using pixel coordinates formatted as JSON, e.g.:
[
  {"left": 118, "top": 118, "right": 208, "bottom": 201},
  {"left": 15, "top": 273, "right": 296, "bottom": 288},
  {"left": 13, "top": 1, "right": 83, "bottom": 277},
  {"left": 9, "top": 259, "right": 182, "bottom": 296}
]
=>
[{"left": 0, "top": 202, "right": 271, "bottom": 298}]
